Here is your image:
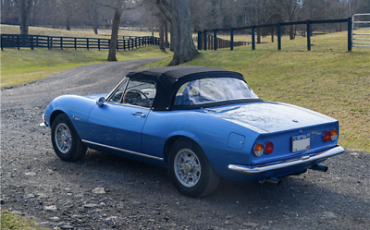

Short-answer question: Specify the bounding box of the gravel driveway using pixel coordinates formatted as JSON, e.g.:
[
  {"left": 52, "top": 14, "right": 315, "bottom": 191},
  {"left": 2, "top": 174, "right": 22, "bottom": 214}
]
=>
[{"left": 1, "top": 58, "right": 370, "bottom": 230}]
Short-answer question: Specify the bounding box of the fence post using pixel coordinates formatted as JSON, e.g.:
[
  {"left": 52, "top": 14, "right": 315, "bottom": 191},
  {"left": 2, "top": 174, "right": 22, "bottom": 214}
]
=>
[
  {"left": 98, "top": 39, "right": 100, "bottom": 50},
  {"left": 17, "top": 35, "right": 20, "bottom": 50},
  {"left": 197, "top": 31, "right": 202, "bottom": 50},
  {"left": 1, "top": 35, "right": 3, "bottom": 50},
  {"left": 278, "top": 23, "right": 281, "bottom": 50},
  {"left": 30, "top": 36, "right": 34, "bottom": 50},
  {"left": 230, "top": 28, "right": 234, "bottom": 50},
  {"left": 123, "top": 40, "right": 126, "bottom": 50},
  {"left": 214, "top": 30, "right": 217, "bottom": 50},
  {"left": 87, "top": 38, "right": 89, "bottom": 50},
  {"left": 50, "top": 37, "right": 53, "bottom": 50},
  {"left": 74, "top": 38, "right": 77, "bottom": 50},
  {"left": 348, "top": 17, "right": 352, "bottom": 51},
  {"left": 307, "top": 20, "right": 311, "bottom": 51},
  {"left": 204, "top": 30, "right": 207, "bottom": 50},
  {"left": 60, "top": 37, "right": 63, "bottom": 50},
  {"left": 252, "top": 26, "right": 255, "bottom": 50}
]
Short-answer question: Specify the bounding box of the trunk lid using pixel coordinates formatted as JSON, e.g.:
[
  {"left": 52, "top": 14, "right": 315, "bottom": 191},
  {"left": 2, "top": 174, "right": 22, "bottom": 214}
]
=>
[{"left": 205, "top": 101, "right": 336, "bottom": 133}]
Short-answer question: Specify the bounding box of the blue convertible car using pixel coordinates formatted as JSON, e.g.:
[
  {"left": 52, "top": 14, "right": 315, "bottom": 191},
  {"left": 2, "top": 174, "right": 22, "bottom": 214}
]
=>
[{"left": 40, "top": 66, "right": 344, "bottom": 197}]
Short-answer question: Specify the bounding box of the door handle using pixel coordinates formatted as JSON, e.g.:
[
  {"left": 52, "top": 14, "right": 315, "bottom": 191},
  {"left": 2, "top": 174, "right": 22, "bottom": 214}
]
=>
[{"left": 131, "top": 112, "right": 146, "bottom": 118}]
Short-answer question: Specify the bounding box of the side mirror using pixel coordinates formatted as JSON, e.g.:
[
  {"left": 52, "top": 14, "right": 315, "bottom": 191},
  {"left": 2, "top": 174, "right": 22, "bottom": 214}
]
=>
[{"left": 96, "top": 97, "right": 106, "bottom": 107}]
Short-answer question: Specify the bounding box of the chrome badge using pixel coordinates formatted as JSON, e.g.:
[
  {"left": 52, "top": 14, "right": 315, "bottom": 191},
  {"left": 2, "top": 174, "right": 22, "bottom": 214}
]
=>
[{"left": 292, "top": 119, "right": 298, "bottom": 123}]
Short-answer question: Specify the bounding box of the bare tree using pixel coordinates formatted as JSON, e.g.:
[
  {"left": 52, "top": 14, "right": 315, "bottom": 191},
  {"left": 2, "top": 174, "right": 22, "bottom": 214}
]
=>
[
  {"left": 16, "top": 0, "right": 33, "bottom": 34},
  {"left": 156, "top": 0, "right": 199, "bottom": 65},
  {"left": 99, "top": 0, "right": 141, "bottom": 61},
  {"left": 86, "top": 0, "right": 100, "bottom": 34}
]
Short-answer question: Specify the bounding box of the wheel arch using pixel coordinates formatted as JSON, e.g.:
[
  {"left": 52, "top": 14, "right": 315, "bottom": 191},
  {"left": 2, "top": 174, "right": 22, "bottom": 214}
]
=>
[
  {"left": 50, "top": 110, "right": 67, "bottom": 128},
  {"left": 164, "top": 135, "right": 202, "bottom": 164}
]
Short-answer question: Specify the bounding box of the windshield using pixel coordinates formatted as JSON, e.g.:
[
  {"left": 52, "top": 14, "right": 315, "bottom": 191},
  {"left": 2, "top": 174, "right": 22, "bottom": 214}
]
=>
[{"left": 174, "top": 77, "right": 259, "bottom": 106}]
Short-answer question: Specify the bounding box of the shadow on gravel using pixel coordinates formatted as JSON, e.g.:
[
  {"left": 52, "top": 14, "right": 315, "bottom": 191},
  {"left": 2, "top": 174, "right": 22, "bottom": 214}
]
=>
[
  {"left": 17, "top": 149, "right": 369, "bottom": 229},
  {"left": 45, "top": 149, "right": 363, "bottom": 217}
]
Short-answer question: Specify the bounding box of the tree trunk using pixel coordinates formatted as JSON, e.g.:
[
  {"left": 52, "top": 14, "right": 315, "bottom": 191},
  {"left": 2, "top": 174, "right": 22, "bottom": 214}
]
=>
[
  {"left": 165, "top": 20, "right": 169, "bottom": 48},
  {"left": 66, "top": 17, "right": 71, "bottom": 30},
  {"left": 256, "top": 0, "right": 261, "bottom": 44},
  {"left": 170, "top": 22, "right": 174, "bottom": 51},
  {"left": 159, "top": 15, "right": 166, "bottom": 51},
  {"left": 92, "top": 1, "right": 99, "bottom": 34},
  {"left": 18, "top": 0, "right": 33, "bottom": 35},
  {"left": 271, "top": 27, "right": 274, "bottom": 43},
  {"left": 107, "top": 9, "right": 122, "bottom": 62},
  {"left": 289, "top": 25, "right": 294, "bottom": 40},
  {"left": 169, "top": 0, "right": 198, "bottom": 66}
]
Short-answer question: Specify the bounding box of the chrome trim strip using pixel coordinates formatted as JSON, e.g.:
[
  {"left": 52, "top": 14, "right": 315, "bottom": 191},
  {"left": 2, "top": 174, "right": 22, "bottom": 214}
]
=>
[
  {"left": 81, "top": 139, "right": 164, "bottom": 161},
  {"left": 72, "top": 115, "right": 85, "bottom": 121},
  {"left": 228, "top": 146, "right": 344, "bottom": 174}
]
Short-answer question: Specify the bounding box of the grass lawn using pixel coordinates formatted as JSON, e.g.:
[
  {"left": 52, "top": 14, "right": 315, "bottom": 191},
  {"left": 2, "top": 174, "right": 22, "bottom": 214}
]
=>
[
  {"left": 1, "top": 24, "right": 159, "bottom": 38},
  {"left": 1, "top": 210, "right": 48, "bottom": 230},
  {"left": 1, "top": 46, "right": 169, "bottom": 88},
  {"left": 143, "top": 31, "right": 370, "bottom": 153}
]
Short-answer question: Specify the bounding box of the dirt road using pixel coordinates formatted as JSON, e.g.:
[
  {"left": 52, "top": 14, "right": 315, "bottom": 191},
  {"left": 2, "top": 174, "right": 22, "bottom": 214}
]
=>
[{"left": 1, "top": 59, "right": 369, "bottom": 230}]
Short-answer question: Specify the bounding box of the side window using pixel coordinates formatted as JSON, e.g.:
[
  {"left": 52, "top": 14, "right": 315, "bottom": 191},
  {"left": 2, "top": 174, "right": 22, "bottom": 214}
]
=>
[{"left": 122, "top": 80, "right": 156, "bottom": 108}]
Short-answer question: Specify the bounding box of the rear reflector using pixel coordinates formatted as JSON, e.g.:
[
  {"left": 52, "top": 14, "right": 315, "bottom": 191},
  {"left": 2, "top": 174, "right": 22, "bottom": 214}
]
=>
[
  {"left": 323, "top": 130, "right": 331, "bottom": 142},
  {"left": 265, "top": 141, "right": 274, "bottom": 154}
]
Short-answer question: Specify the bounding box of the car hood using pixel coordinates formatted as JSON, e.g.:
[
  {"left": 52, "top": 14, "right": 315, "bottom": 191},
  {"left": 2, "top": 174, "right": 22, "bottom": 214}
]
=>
[
  {"left": 203, "top": 101, "right": 336, "bottom": 133},
  {"left": 84, "top": 93, "right": 107, "bottom": 100}
]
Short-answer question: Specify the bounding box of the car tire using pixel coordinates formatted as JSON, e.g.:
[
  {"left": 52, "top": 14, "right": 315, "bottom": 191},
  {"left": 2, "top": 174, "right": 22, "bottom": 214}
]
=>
[
  {"left": 51, "top": 114, "right": 87, "bottom": 162},
  {"left": 168, "top": 139, "right": 220, "bottom": 198}
]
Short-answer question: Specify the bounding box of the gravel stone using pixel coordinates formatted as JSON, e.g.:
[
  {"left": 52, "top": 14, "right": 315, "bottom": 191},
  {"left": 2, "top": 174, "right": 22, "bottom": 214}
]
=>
[
  {"left": 50, "top": 216, "right": 61, "bottom": 222},
  {"left": 83, "top": 204, "right": 99, "bottom": 209},
  {"left": 25, "top": 172, "right": 36, "bottom": 176},
  {"left": 92, "top": 187, "right": 106, "bottom": 194},
  {"left": 44, "top": 205, "right": 57, "bottom": 211},
  {"left": 323, "top": 211, "right": 337, "bottom": 219},
  {"left": 12, "top": 211, "right": 25, "bottom": 216}
]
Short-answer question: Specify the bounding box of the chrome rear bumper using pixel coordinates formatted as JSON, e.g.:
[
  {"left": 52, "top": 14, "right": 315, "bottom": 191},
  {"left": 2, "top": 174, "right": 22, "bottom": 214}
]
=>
[{"left": 228, "top": 146, "right": 344, "bottom": 174}]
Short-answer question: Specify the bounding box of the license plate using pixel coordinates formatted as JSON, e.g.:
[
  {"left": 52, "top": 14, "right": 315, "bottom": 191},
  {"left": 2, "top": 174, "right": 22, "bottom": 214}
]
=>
[{"left": 292, "top": 134, "right": 311, "bottom": 152}]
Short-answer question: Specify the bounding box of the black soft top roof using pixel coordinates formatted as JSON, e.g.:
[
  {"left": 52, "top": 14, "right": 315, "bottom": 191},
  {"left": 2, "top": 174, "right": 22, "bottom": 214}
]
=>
[{"left": 126, "top": 66, "right": 246, "bottom": 111}]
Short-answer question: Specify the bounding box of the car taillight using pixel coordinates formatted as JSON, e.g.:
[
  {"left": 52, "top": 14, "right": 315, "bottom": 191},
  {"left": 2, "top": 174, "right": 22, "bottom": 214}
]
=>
[
  {"left": 253, "top": 143, "right": 264, "bottom": 157},
  {"left": 331, "top": 129, "right": 338, "bottom": 141},
  {"left": 265, "top": 141, "right": 274, "bottom": 154},
  {"left": 323, "top": 130, "right": 331, "bottom": 142}
]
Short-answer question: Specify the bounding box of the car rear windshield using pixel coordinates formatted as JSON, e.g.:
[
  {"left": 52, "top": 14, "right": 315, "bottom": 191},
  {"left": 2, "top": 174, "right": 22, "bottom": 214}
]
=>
[{"left": 174, "top": 77, "right": 259, "bottom": 106}]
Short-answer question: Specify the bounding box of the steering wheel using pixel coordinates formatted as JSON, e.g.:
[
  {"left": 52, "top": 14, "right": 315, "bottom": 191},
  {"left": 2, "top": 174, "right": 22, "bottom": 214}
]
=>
[{"left": 122, "top": 89, "right": 152, "bottom": 108}]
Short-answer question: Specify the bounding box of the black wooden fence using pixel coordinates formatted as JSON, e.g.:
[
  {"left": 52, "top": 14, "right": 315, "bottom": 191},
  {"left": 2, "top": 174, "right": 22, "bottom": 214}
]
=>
[
  {"left": 198, "top": 17, "right": 353, "bottom": 51},
  {"left": 194, "top": 33, "right": 247, "bottom": 50},
  {"left": 0, "top": 34, "right": 160, "bottom": 51}
]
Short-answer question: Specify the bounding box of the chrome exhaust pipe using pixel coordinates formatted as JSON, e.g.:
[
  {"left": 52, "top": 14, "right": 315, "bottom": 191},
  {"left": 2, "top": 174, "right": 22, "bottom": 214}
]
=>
[
  {"left": 266, "top": 177, "right": 282, "bottom": 185},
  {"left": 311, "top": 164, "right": 328, "bottom": 172}
]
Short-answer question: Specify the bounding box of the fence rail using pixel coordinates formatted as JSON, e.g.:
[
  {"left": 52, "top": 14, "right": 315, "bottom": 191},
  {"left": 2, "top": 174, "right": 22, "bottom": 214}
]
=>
[
  {"left": 198, "top": 17, "right": 353, "bottom": 51},
  {"left": 0, "top": 34, "right": 160, "bottom": 50}
]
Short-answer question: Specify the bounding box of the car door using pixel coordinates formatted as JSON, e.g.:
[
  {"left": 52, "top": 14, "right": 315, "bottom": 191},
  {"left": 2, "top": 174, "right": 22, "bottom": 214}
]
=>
[{"left": 86, "top": 79, "right": 156, "bottom": 153}]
